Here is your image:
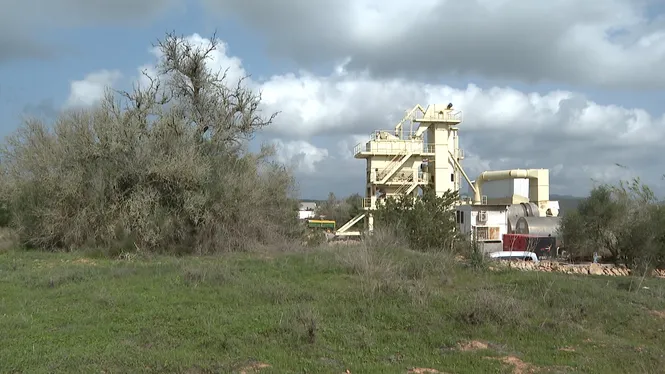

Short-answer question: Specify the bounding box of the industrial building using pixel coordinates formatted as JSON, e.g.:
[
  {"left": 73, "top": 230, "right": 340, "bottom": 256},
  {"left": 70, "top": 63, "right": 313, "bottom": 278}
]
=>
[{"left": 335, "top": 103, "right": 561, "bottom": 252}]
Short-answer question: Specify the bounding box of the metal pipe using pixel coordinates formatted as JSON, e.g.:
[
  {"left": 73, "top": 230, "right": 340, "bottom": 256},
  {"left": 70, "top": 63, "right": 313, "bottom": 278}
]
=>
[{"left": 473, "top": 169, "right": 549, "bottom": 204}]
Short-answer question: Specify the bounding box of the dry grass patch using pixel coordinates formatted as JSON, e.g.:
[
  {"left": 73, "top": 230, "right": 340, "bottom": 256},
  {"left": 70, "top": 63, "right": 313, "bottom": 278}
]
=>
[
  {"left": 336, "top": 230, "right": 455, "bottom": 302},
  {"left": 457, "top": 340, "right": 489, "bottom": 351}
]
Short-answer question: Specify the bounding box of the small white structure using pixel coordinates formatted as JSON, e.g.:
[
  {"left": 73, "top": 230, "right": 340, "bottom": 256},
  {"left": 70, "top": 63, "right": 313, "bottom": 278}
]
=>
[
  {"left": 456, "top": 204, "right": 508, "bottom": 242},
  {"left": 299, "top": 210, "right": 316, "bottom": 220},
  {"left": 299, "top": 202, "right": 317, "bottom": 220}
]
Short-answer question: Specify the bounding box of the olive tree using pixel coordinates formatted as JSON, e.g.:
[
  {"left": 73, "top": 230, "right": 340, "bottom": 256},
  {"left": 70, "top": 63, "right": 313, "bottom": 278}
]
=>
[
  {"left": 560, "top": 178, "right": 665, "bottom": 271},
  {"left": 0, "top": 32, "right": 300, "bottom": 254}
]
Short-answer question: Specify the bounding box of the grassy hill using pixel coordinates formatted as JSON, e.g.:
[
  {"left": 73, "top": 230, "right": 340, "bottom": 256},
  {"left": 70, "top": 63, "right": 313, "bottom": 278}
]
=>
[{"left": 2, "top": 243, "right": 664, "bottom": 373}]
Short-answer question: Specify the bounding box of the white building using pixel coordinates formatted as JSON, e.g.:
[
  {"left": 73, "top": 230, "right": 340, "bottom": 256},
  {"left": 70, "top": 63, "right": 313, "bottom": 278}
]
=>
[
  {"left": 458, "top": 178, "right": 560, "bottom": 252},
  {"left": 299, "top": 202, "right": 317, "bottom": 220},
  {"left": 456, "top": 204, "right": 507, "bottom": 241}
]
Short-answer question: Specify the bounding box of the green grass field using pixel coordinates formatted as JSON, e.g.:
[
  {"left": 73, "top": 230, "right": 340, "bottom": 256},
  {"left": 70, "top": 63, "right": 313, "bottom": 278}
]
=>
[{"left": 2, "top": 244, "right": 665, "bottom": 374}]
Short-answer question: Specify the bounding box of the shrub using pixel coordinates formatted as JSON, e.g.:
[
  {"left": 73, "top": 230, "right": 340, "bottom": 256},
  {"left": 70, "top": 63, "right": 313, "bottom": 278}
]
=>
[
  {"left": 458, "top": 288, "right": 531, "bottom": 326},
  {"left": 373, "top": 188, "right": 462, "bottom": 252},
  {"left": 0, "top": 32, "right": 300, "bottom": 254},
  {"left": 0, "top": 198, "right": 10, "bottom": 227},
  {"left": 560, "top": 178, "right": 665, "bottom": 270},
  {"left": 314, "top": 192, "right": 363, "bottom": 230},
  {"left": 337, "top": 228, "right": 454, "bottom": 302}
]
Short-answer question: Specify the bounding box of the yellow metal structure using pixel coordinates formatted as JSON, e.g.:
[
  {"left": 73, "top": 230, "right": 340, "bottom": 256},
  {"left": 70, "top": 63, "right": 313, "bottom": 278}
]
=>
[
  {"left": 307, "top": 220, "right": 336, "bottom": 230},
  {"left": 336, "top": 104, "right": 465, "bottom": 236}
]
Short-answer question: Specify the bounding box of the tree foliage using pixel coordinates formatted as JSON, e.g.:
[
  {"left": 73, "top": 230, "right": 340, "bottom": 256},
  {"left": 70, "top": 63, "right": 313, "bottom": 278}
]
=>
[
  {"left": 315, "top": 192, "right": 363, "bottom": 224},
  {"left": 373, "top": 189, "right": 462, "bottom": 252},
  {"left": 560, "top": 178, "right": 665, "bottom": 271},
  {"left": 0, "top": 32, "right": 300, "bottom": 254}
]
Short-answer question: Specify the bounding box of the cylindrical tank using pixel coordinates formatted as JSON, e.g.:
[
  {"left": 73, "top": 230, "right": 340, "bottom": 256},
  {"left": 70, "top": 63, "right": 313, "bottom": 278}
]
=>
[
  {"left": 507, "top": 218, "right": 515, "bottom": 234},
  {"left": 514, "top": 216, "right": 561, "bottom": 237},
  {"left": 506, "top": 202, "right": 540, "bottom": 219},
  {"left": 506, "top": 203, "right": 540, "bottom": 233}
]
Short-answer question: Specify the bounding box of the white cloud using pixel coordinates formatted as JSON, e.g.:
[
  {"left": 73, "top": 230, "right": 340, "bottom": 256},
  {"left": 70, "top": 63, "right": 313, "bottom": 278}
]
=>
[
  {"left": 259, "top": 64, "right": 665, "bottom": 149},
  {"left": 202, "top": 0, "right": 665, "bottom": 89},
  {"left": 68, "top": 32, "right": 665, "bottom": 196},
  {"left": 271, "top": 139, "right": 329, "bottom": 173},
  {"left": 336, "top": 134, "right": 369, "bottom": 160},
  {"left": 64, "top": 69, "right": 122, "bottom": 109},
  {"left": 259, "top": 62, "right": 665, "bottom": 194}
]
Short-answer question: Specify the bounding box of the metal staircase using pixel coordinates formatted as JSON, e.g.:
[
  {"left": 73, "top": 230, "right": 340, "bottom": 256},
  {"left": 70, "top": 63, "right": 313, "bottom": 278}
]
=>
[
  {"left": 394, "top": 175, "right": 414, "bottom": 194},
  {"left": 335, "top": 212, "right": 366, "bottom": 236},
  {"left": 377, "top": 152, "right": 413, "bottom": 183},
  {"left": 394, "top": 174, "right": 421, "bottom": 196}
]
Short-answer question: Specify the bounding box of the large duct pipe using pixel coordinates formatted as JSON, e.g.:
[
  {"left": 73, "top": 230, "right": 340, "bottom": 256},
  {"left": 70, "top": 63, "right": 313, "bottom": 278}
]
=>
[{"left": 473, "top": 169, "right": 549, "bottom": 204}]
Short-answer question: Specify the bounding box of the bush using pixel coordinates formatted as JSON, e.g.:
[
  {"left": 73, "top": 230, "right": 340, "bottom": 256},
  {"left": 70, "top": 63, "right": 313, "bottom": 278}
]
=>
[
  {"left": 458, "top": 288, "right": 531, "bottom": 326},
  {"left": 0, "top": 32, "right": 301, "bottom": 254},
  {"left": 373, "top": 188, "right": 462, "bottom": 252},
  {"left": 0, "top": 198, "right": 10, "bottom": 227},
  {"left": 337, "top": 228, "right": 455, "bottom": 302},
  {"left": 560, "top": 178, "right": 665, "bottom": 270},
  {"left": 315, "top": 192, "right": 363, "bottom": 225}
]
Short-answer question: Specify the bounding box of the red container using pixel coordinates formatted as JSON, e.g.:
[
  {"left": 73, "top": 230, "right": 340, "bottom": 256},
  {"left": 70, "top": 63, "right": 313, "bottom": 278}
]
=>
[
  {"left": 503, "top": 234, "right": 528, "bottom": 251},
  {"left": 502, "top": 233, "right": 557, "bottom": 258}
]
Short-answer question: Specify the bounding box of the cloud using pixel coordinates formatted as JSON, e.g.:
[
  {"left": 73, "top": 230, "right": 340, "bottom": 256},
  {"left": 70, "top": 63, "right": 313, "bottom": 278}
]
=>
[
  {"left": 0, "top": 0, "right": 179, "bottom": 64},
  {"left": 0, "top": 31, "right": 55, "bottom": 64},
  {"left": 64, "top": 70, "right": 122, "bottom": 108},
  {"left": 271, "top": 139, "right": 329, "bottom": 174},
  {"left": 202, "top": 0, "right": 665, "bottom": 89},
  {"left": 22, "top": 98, "right": 59, "bottom": 119},
  {"left": 69, "top": 33, "right": 665, "bottom": 197}
]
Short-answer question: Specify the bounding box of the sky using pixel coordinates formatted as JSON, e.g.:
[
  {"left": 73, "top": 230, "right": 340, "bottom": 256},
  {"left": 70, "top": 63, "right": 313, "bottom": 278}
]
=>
[{"left": 2, "top": 0, "right": 665, "bottom": 200}]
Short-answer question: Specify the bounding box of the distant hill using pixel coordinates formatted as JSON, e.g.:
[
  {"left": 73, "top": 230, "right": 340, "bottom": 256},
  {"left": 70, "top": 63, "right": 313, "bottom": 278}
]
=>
[{"left": 550, "top": 194, "right": 585, "bottom": 215}]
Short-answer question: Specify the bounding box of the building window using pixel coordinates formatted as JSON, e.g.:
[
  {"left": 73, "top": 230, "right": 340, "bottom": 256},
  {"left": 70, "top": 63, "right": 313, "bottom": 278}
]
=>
[
  {"left": 450, "top": 173, "right": 454, "bottom": 182},
  {"left": 475, "top": 226, "right": 489, "bottom": 240},
  {"left": 456, "top": 211, "right": 465, "bottom": 224}
]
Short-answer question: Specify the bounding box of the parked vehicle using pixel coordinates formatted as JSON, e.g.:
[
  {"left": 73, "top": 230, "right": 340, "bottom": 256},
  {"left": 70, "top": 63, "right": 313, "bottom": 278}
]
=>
[{"left": 489, "top": 251, "right": 539, "bottom": 263}]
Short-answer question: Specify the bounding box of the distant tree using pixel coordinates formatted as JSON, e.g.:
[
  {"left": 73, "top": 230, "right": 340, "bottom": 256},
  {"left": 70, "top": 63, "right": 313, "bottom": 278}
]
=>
[
  {"left": 315, "top": 192, "right": 364, "bottom": 225},
  {"left": 316, "top": 192, "right": 338, "bottom": 220},
  {"left": 374, "top": 188, "right": 462, "bottom": 252},
  {"left": 560, "top": 178, "right": 665, "bottom": 271},
  {"left": 345, "top": 193, "right": 364, "bottom": 219}
]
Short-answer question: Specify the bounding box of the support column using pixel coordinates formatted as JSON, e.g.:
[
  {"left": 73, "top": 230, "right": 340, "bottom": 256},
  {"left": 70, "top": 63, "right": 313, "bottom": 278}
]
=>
[{"left": 433, "top": 127, "right": 452, "bottom": 197}]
